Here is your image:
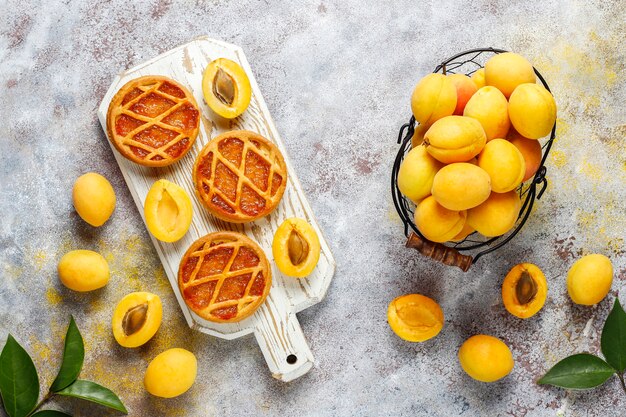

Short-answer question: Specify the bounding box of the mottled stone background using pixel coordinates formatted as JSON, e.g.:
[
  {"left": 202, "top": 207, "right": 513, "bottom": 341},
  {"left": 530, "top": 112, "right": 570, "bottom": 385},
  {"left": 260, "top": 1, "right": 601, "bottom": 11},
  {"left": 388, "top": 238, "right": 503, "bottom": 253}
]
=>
[{"left": 0, "top": 0, "right": 625, "bottom": 416}]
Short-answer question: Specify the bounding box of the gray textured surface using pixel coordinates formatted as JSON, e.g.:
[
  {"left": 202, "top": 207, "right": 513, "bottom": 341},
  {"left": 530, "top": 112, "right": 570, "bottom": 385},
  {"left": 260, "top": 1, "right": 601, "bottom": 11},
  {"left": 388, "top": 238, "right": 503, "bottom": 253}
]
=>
[{"left": 1, "top": 0, "right": 625, "bottom": 416}]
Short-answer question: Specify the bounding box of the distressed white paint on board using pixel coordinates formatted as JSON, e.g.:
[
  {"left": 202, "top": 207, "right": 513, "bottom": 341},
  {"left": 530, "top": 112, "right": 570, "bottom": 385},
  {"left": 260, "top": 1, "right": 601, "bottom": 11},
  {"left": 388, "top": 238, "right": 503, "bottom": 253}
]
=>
[{"left": 97, "top": 37, "right": 336, "bottom": 382}]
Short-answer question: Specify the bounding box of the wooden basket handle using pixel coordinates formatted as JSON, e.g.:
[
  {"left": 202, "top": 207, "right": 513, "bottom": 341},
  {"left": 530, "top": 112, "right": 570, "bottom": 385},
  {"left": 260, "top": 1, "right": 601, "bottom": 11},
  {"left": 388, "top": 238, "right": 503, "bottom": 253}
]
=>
[{"left": 405, "top": 232, "right": 473, "bottom": 272}]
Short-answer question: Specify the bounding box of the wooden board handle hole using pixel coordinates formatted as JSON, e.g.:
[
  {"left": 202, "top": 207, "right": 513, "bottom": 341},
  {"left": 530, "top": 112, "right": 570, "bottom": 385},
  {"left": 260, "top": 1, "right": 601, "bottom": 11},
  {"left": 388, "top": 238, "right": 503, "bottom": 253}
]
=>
[{"left": 286, "top": 354, "right": 298, "bottom": 364}]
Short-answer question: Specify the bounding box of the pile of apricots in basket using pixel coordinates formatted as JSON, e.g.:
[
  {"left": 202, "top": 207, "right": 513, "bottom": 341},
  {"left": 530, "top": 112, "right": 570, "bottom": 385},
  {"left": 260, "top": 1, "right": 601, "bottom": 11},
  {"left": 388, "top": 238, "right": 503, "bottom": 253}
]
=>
[{"left": 389, "top": 52, "right": 615, "bottom": 383}]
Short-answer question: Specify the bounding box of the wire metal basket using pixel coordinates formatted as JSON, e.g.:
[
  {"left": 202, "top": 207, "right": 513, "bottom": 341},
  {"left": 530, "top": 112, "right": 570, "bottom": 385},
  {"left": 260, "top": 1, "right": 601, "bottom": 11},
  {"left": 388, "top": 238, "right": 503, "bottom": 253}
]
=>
[{"left": 391, "top": 48, "right": 556, "bottom": 271}]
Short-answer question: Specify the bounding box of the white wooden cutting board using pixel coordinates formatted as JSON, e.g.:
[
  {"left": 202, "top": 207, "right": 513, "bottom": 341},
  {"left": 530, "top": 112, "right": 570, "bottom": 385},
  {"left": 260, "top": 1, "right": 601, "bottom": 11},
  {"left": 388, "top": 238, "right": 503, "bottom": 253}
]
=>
[{"left": 97, "top": 36, "right": 336, "bottom": 382}]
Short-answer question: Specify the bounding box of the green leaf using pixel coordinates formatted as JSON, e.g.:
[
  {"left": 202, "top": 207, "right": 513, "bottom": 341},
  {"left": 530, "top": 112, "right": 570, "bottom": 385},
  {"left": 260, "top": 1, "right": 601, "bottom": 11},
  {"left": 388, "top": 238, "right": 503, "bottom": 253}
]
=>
[
  {"left": 601, "top": 298, "right": 626, "bottom": 374},
  {"left": 538, "top": 353, "right": 615, "bottom": 389},
  {"left": 50, "top": 317, "right": 84, "bottom": 392},
  {"left": 57, "top": 380, "right": 127, "bottom": 414},
  {"left": 0, "top": 335, "right": 40, "bottom": 417},
  {"left": 32, "top": 411, "right": 72, "bottom": 417}
]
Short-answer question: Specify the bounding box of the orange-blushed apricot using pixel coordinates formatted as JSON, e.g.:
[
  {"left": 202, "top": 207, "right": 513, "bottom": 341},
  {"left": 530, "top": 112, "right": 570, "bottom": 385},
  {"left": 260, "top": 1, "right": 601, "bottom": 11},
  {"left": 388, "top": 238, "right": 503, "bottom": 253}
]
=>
[
  {"left": 459, "top": 335, "right": 514, "bottom": 382},
  {"left": 423, "top": 116, "right": 487, "bottom": 164},
  {"left": 202, "top": 58, "right": 251, "bottom": 119},
  {"left": 567, "top": 254, "right": 613, "bottom": 305},
  {"left": 272, "top": 218, "right": 321, "bottom": 278},
  {"left": 502, "top": 263, "right": 547, "bottom": 318},
  {"left": 414, "top": 196, "right": 466, "bottom": 243},
  {"left": 144, "top": 179, "right": 193, "bottom": 243},
  {"left": 448, "top": 73, "right": 478, "bottom": 115},
  {"left": 467, "top": 191, "right": 521, "bottom": 237},
  {"left": 507, "top": 129, "right": 543, "bottom": 182},
  {"left": 112, "top": 292, "right": 162, "bottom": 348},
  {"left": 387, "top": 294, "right": 444, "bottom": 342}
]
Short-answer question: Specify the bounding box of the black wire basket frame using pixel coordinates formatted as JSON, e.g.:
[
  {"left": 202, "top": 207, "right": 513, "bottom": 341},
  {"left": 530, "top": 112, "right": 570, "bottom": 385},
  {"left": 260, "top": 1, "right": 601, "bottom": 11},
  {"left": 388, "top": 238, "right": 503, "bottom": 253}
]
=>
[{"left": 391, "top": 48, "right": 556, "bottom": 269}]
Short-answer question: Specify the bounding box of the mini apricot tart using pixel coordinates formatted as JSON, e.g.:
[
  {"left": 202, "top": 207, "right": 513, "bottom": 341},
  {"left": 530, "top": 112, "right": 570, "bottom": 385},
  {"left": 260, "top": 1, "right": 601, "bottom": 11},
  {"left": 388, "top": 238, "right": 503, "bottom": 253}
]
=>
[
  {"left": 272, "top": 218, "right": 320, "bottom": 278},
  {"left": 112, "top": 292, "right": 162, "bottom": 348},
  {"left": 193, "top": 130, "right": 288, "bottom": 223},
  {"left": 144, "top": 179, "right": 193, "bottom": 243},
  {"left": 178, "top": 231, "right": 271, "bottom": 323},
  {"left": 501, "top": 263, "right": 547, "bottom": 318},
  {"left": 106, "top": 75, "right": 200, "bottom": 167},
  {"left": 202, "top": 58, "right": 252, "bottom": 119}
]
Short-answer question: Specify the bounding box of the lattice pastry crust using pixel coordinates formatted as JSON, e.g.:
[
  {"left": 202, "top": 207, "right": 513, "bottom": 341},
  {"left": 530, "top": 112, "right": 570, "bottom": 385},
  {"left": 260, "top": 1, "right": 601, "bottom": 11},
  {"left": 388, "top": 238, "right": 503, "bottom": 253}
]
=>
[
  {"left": 106, "top": 75, "right": 200, "bottom": 167},
  {"left": 193, "top": 130, "right": 288, "bottom": 223},
  {"left": 178, "top": 231, "right": 271, "bottom": 323}
]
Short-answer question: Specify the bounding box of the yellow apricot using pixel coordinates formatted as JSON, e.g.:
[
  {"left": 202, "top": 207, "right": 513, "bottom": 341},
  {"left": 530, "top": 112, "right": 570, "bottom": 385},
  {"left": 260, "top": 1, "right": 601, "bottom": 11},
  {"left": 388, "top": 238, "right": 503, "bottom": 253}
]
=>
[
  {"left": 202, "top": 58, "right": 251, "bottom": 119},
  {"left": 452, "top": 222, "right": 475, "bottom": 241},
  {"left": 464, "top": 86, "right": 510, "bottom": 141},
  {"left": 423, "top": 116, "right": 487, "bottom": 164},
  {"left": 411, "top": 123, "right": 429, "bottom": 148},
  {"left": 431, "top": 163, "right": 491, "bottom": 210},
  {"left": 467, "top": 191, "right": 521, "bottom": 237},
  {"left": 508, "top": 83, "right": 557, "bottom": 139},
  {"left": 387, "top": 294, "right": 444, "bottom": 342},
  {"left": 448, "top": 74, "right": 478, "bottom": 115},
  {"left": 471, "top": 68, "right": 486, "bottom": 89},
  {"left": 567, "top": 254, "right": 613, "bottom": 305},
  {"left": 411, "top": 73, "right": 457, "bottom": 126},
  {"left": 508, "top": 129, "right": 543, "bottom": 182},
  {"left": 144, "top": 179, "right": 193, "bottom": 243},
  {"left": 58, "top": 250, "right": 109, "bottom": 292},
  {"left": 459, "top": 335, "right": 514, "bottom": 382},
  {"left": 398, "top": 146, "right": 444, "bottom": 203},
  {"left": 112, "top": 292, "right": 162, "bottom": 348},
  {"left": 144, "top": 348, "right": 197, "bottom": 398},
  {"left": 414, "top": 196, "right": 466, "bottom": 243},
  {"left": 72, "top": 173, "right": 116, "bottom": 227},
  {"left": 478, "top": 139, "right": 525, "bottom": 193},
  {"left": 272, "top": 218, "right": 321, "bottom": 278},
  {"left": 484, "top": 52, "right": 536, "bottom": 98},
  {"left": 502, "top": 263, "right": 547, "bottom": 318}
]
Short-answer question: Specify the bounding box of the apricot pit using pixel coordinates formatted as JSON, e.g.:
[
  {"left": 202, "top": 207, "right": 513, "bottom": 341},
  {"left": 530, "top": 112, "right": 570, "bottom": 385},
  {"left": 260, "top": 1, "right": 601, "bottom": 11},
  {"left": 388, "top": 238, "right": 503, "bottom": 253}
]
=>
[
  {"left": 273, "top": 218, "right": 321, "bottom": 278},
  {"left": 112, "top": 292, "right": 162, "bottom": 348}
]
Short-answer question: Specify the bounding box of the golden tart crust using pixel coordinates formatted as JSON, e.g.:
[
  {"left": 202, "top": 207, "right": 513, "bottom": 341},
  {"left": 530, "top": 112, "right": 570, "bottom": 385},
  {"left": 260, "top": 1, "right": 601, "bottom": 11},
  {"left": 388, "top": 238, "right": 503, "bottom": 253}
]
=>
[
  {"left": 106, "top": 75, "right": 200, "bottom": 167},
  {"left": 193, "top": 130, "right": 288, "bottom": 223},
  {"left": 178, "top": 231, "right": 271, "bottom": 323}
]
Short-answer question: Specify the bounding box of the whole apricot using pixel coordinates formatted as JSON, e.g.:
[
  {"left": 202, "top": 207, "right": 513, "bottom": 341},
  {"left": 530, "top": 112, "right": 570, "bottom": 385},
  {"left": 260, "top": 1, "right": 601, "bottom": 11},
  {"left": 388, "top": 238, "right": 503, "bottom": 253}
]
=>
[
  {"left": 452, "top": 223, "right": 475, "bottom": 241},
  {"left": 477, "top": 139, "right": 525, "bottom": 193},
  {"left": 484, "top": 52, "right": 536, "bottom": 98},
  {"left": 467, "top": 191, "right": 521, "bottom": 237},
  {"left": 414, "top": 196, "right": 466, "bottom": 243},
  {"left": 58, "top": 250, "right": 109, "bottom": 292},
  {"left": 464, "top": 86, "right": 510, "bottom": 141},
  {"left": 423, "top": 116, "right": 487, "bottom": 164},
  {"left": 398, "top": 146, "right": 444, "bottom": 203},
  {"left": 459, "top": 335, "right": 514, "bottom": 382},
  {"left": 508, "top": 129, "right": 543, "bottom": 182},
  {"left": 448, "top": 74, "right": 478, "bottom": 115},
  {"left": 72, "top": 173, "right": 116, "bottom": 227},
  {"left": 144, "top": 348, "right": 197, "bottom": 398},
  {"left": 387, "top": 294, "right": 444, "bottom": 342},
  {"left": 502, "top": 263, "right": 547, "bottom": 318},
  {"left": 272, "top": 218, "right": 321, "bottom": 278},
  {"left": 411, "top": 73, "right": 457, "bottom": 126},
  {"left": 567, "top": 254, "right": 613, "bottom": 305},
  {"left": 471, "top": 68, "right": 486, "bottom": 89},
  {"left": 431, "top": 163, "right": 491, "bottom": 210},
  {"left": 144, "top": 179, "right": 193, "bottom": 243},
  {"left": 202, "top": 58, "right": 251, "bottom": 119},
  {"left": 411, "top": 123, "right": 429, "bottom": 148},
  {"left": 508, "top": 83, "right": 557, "bottom": 139},
  {"left": 112, "top": 292, "right": 162, "bottom": 348}
]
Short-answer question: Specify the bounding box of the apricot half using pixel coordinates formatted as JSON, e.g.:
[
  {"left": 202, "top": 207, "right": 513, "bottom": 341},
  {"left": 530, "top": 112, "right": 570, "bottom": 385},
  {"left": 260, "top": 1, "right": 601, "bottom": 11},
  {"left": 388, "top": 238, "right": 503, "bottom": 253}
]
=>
[
  {"left": 73, "top": 173, "right": 116, "bottom": 227},
  {"left": 567, "top": 254, "right": 613, "bottom": 305},
  {"left": 387, "top": 294, "right": 444, "bottom": 342},
  {"left": 459, "top": 335, "right": 514, "bottom": 382},
  {"left": 112, "top": 292, "right": 162, "bottom": 348},
  {"left": 58, "top": 250, "right": 109, "bottom": 292},
  {"left": 202, "top": 58, "right": 251, "bottom": 119},
  {"left": 502, "top": 263, "right": 547, "bottom": 318},
  {"left": 144, "top": 179, "right": 193, "bottom": 243},
  {"left": 273, "top": 218, "right": 321, "bottom": 278},
  {"left": 144, "top": 348, "right": 197, "bottom": 398}
]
